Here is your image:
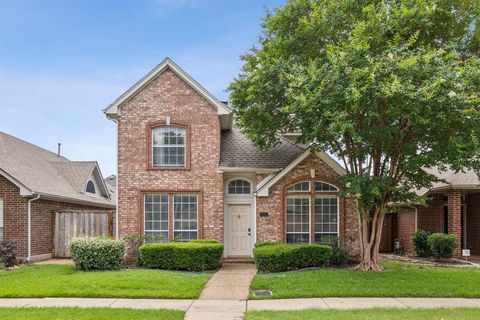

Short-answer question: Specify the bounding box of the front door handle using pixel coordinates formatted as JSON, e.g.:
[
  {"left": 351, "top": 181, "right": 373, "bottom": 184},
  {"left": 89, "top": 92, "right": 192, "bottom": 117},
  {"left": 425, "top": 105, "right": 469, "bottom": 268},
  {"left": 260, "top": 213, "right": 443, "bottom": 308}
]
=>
[{"left": 248, "top": 228, "right": 251, "bottom": 236}]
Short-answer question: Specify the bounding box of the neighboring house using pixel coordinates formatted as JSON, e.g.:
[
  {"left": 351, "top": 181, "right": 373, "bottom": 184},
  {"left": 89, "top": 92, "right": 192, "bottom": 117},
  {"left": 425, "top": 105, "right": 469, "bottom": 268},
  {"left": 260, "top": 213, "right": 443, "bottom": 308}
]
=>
[
  {"left": 104, "top": 58, "right": 478, "bottom": 259},
  {"left": 383, "top": 169, "right": 480, "bottom": 257},
  {"left": 0, "top": 132, "right": 115, "bottom": 261}
]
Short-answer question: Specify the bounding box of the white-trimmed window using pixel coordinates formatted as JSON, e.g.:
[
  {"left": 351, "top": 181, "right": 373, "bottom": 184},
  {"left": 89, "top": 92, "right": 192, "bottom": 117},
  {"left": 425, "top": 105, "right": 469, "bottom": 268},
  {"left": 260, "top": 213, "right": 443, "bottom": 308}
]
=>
[
  {"left": 0, "top": 197, "right": 3, "bottom": 241},
  {"left": 287, "top": 181, "right": 310, "bottom": 192},
  {"left": 285, "top": 196, "right": 310, "bottom": 244},
  {"left": 228, "top": 179, "right": 251, "bottom": 195},
  {"left": 152, "top": 126, "right": 185, "bottom": 167},
  {"left": 314, "top": 196, "right": 339, "bottom": 245},
  {"left": 173, "top": 194, "right": 198, "bottom": 241},
  {"left": 314, "top": 181, "right": 338, "bottom": 192},
  {"left": 86, "top": 180, "right": 96, "bottom": 194},
  {"left": 144, "top": 194, "right": 169, "bottom": 241}
]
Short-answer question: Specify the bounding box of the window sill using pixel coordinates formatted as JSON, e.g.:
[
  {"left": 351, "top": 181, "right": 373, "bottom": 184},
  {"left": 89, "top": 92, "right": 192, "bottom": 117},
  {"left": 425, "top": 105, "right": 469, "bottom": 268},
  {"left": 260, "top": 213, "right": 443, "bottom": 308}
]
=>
[{"left": 147, "top": 166, "right": 189, "bottom": 171}]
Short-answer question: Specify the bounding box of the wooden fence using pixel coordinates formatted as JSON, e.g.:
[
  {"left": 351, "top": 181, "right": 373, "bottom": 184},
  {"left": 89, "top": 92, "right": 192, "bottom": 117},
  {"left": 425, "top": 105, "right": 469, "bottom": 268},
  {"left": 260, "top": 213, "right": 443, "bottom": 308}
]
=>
[{"left": 53, "top": 211, "right": 113, "bottom": 258}]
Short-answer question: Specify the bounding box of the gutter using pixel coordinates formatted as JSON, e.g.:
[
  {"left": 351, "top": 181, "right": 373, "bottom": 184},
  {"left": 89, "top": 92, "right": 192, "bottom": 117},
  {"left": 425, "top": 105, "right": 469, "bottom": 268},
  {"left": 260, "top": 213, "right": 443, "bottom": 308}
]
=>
[{"left": 27, "top": 194, "right": 40, "bottom": 262}]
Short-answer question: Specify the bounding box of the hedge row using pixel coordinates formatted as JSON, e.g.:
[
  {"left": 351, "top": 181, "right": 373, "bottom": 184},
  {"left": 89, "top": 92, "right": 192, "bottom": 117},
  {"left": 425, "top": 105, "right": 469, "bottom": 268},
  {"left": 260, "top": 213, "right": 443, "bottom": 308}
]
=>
[
  {"left": 412, "top": 230, "right": 457, "bottom": 259},
  {"left": 70, "top": 237, "right": 125, "bottom": 271},
  {"left": 140, "top": 240, "right": 223, "bottom": 271},
  {"left": 253, "top": 242, "right": 332, "bottom": 272}
]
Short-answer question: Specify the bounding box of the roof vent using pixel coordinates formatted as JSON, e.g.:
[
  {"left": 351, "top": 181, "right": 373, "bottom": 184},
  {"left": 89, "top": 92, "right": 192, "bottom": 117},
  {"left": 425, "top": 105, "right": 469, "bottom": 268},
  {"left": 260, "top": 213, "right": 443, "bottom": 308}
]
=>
[{"left": 57, "top": 143, "right": 61, "bottom": 157}]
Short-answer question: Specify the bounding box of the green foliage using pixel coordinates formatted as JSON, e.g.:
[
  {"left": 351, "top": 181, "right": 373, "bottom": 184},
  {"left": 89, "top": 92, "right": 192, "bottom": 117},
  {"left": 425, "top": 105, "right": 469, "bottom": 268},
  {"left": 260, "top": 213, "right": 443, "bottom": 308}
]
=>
[
  {"left": 140, "top": 241, "right": 224, "bottom": 271},
  {"left": 330, "top": 246, "right": 350, "bottom": 267},
  {"left": 412, "top": 230, "right": 433, "bottom": 257},
  {"left": 0, "top": 241, "right": 17, "bottom": 270},
  {"left": 70, "top": 237, "right": 125, "bottom": 271},
  {"left": 229, "top": 0, "right": 480, "bottom": 223},
  {"left": 122, "top": 234, "right": 164, "bottom": 266},
  {"left": 188, "top": 239, "right": 220, "bottom": 244},
  {"left": 255, "top": 241, "right": 279, "bottom": 248},
  {"left": 428, "top": 233, "right": 457, "bottom": 259},
  {"left": 253, "top": 243, "right": 332, "bottom": 272}
]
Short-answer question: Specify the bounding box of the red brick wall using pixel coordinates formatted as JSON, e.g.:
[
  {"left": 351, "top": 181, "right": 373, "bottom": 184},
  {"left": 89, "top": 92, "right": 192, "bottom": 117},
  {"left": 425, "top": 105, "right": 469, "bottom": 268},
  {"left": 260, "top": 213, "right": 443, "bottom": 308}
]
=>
[
  {"left": 417, "top": 193, "right": 444, "bottom": 233},
  {"left": 116, "top": 67, "right": 224, "bottom": 241},
  {"left": 255, "top": 153, "right": 360, "bottom": 256},
  {"left": 0, "top": 176, "right": 112, "bottom": 258},
  {"left": 466, "top": 193, "right": 480, "bottom": 254},
  {"left": 398, "top": 208, "right": 417, "bottom": 254}
]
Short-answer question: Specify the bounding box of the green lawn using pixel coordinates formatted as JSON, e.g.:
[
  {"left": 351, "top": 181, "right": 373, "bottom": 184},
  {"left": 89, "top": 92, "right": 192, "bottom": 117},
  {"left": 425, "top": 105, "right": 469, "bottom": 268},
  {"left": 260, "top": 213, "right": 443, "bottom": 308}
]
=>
[
  {"left": 0, "top": 265, "right": 211, "bottom": 299},
  {"left": 246, "top": 308, "right": 480, "bottom": 320},
  {"left": 250, "top": 262, "right": 480, "bottom": 299},
  {"left": 0, "top": 307, "right": 184, "bottom": 320}
]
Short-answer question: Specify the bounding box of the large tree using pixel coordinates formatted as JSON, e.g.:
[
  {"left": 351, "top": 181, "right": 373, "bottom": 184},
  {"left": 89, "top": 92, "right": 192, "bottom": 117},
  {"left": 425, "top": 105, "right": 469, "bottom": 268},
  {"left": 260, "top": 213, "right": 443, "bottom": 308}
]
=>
[{"left": 229, "top": 0, "right": 480, "bottom": 271}]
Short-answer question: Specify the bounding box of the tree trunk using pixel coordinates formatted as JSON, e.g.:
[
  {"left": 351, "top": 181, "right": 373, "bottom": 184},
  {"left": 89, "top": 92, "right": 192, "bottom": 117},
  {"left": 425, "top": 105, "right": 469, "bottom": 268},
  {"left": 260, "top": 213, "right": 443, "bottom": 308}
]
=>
[{"left": 354, "top": 207, "right": 386, "bottom": 271}]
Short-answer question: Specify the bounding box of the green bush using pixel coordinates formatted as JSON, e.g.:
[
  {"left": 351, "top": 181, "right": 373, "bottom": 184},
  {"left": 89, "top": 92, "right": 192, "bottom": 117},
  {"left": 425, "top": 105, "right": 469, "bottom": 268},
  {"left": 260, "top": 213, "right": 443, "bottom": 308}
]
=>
[
  {"left": 188, "top": 239, "right": 220, "bottom": 244},
  {"left": 254, "top": 242, "right": 279, "bottom": 248},
  {"left": 253, "top": 243, "right": 332, "bottom": 272},
  {"left": 140, "top": 241, "right": 224, "bottom": 271},
  {"left": 330, "top": 246, "right": 349, "bottom": 266},
  {"left": 412, "top": 230, "right": 432, "bottom": 257},
  {"left": 428, "top": 233, "right": 457, "bottom": 259},
  {"left": 70, "top": 237, "right": 125, "bottom": 271}
]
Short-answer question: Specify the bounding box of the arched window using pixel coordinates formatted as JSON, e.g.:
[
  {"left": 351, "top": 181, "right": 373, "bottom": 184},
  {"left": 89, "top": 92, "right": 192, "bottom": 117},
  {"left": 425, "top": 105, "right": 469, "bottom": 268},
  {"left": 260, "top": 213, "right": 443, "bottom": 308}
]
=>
[
  {"left": 86, "top": 180, "right": 96, "bottom": 194},
  {"left": 285, "top": 180, "right": 339, "bottom": 245},
  {"left": 152, "top": 126, "right": 186, "bottom": 167},
  {"left": 315, "top": 181, "right": 339, "bottom": 192},
  {"left": 286, "top": 181, "right": 310, "bottom": 192},
  {"left": 228, "top": 179, "right": 251, "bottom": 195}
]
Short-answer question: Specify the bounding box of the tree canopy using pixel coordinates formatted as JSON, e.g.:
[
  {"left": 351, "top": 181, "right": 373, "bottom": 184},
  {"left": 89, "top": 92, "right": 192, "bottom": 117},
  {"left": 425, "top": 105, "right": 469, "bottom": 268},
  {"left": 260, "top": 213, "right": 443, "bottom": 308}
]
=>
[{"left": 229, "top": 0, "right": 480, "bottom": 270}]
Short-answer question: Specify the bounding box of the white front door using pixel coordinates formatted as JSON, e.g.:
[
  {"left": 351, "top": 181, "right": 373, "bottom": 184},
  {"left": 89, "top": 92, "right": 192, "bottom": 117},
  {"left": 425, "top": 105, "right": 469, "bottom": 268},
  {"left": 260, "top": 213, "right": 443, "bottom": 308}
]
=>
[{"left": 228, "top": 204, "right": 252, "bottom": 256}]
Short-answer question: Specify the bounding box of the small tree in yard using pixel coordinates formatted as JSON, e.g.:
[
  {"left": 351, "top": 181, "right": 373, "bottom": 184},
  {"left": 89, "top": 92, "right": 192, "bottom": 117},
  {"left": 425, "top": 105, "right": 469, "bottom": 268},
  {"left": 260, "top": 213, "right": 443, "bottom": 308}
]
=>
[{"left": 229, "top": 0, "right": 480, "bottom": 270}]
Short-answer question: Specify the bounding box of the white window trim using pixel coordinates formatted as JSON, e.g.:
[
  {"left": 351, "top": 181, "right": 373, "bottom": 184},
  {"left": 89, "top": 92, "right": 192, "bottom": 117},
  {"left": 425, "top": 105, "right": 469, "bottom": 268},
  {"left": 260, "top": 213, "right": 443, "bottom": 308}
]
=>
[
  {"left": 225, "top": 178, "right": 253, "bottom": 197},
  {"left": 314, "top": 181, "right": 339, "bottom": 192},
  {"left": 144, "top": 193, "right": 169, "bottom": 241},
  {"left": 286, "top": 181, "right": 311, "bottom": 193},
  {"left": 285, "top": 195, "right": 311, "bottom": 244},
  {"left": 173, "top": 193, "right": 198, "bottom": 241},
  {"left": 314, "top": 195, "right": 340, "bottom": 243},
  {"left": 152, "top": 126, "right": 186, "bottom": 168}
]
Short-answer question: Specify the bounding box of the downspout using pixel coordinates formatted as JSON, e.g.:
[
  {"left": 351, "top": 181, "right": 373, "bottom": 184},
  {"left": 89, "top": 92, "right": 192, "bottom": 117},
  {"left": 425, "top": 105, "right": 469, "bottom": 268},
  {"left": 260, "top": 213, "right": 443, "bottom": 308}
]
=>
[
  {"left": 27, "top": 194, "right": 40, "bottom": 262},
  {"left": 107, "top": 115, "right": 119, "bottom": 240}
]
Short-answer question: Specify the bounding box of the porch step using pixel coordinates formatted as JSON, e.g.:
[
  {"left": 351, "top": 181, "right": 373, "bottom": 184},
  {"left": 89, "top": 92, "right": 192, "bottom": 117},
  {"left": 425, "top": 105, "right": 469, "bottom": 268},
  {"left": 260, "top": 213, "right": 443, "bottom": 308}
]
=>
[{"left": 222, "top": 257, "right": 254, "bottom": 264}]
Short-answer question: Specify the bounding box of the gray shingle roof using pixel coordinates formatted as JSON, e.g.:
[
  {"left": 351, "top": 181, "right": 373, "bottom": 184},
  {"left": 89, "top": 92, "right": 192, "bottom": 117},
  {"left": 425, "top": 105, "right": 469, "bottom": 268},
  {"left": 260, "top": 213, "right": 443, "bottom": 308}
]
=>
[
  {"left": 220, "top": 128, "right": 305, "bottom": 169},
  {"left": 0, "top": 131, "right": 114, "bottom": 208},
  {"left": 417, "top": 167, "right": 480, "bottom": 195}
]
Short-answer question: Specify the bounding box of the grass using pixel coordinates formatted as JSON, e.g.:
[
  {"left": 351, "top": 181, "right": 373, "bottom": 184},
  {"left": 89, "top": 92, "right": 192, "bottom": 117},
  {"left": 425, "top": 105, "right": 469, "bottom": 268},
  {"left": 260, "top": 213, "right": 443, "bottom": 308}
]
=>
[
  {"left": 250, "top": 262, "right": 480, "bottom": 299},
  {"left": 0, "top": 307, "right": 184, "bottom": 320},
  {"left": 0, "top": 264, "right": 211, "bottom": 299},
  {"left": 246, "top": 308, "right": 480, "bottom": 320}
]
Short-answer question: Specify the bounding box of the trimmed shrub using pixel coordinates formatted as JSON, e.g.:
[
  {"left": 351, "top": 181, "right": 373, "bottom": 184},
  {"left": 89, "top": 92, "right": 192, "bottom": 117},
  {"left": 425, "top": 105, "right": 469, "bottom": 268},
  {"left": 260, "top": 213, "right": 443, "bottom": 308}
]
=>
[
  {"left": 428, "top": 233, "right": 457, "bottom": 259},
  {"left": 140, "top": 241, "right": 224, "bottom": 271},
  {"left": 253, "top": 243, "right": 332, "bottom": 272},
  {"left": 330, "top": 246, "right": 349, "bottom": 266},
  {"left": 412, "top": 230, "right": 432, "bottom": 257},
  {"left": 0, "top": 241, "right": 17, "bottom": 270},
  {"left": 188, "top": 239, "right": 220, "bottom": 244},
  {"left": 70, "top": 237, "right": 125, "bottom": 271},
  {"left": 254, "top": 242, "right": 279, "bottom": 248}
]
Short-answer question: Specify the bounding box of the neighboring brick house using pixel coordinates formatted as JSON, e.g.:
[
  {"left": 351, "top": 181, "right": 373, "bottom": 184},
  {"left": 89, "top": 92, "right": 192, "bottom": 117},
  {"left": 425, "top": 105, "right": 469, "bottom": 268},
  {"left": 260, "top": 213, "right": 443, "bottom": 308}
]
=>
[
  {"left": 389, "top": 169, "right": 480, "bottom": 257},
  {"left": 0, "top": 132, "right": 115, "bottom": 261},
  {"left": 104, "top": 58, "right": 358, "bottom": 258},
  {"left": 104, "top": 58, "right": 478, "bottom": 259}
]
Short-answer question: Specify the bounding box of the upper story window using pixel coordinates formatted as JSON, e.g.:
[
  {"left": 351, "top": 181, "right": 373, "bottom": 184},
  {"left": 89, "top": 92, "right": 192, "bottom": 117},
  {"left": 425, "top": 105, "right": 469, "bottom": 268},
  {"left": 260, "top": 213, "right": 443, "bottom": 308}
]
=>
[
  {"left": 287, "top": 181, "right": 310, "bottom": 192},
  {"left": 86, "top": 180, "right": 96, "bottom": 194},
  {"left": 152, "top": 126, "right": 185, "bottom": 167},
  {"left": 228, "top": 179, "right": 251, "bottom": 195},
  {"left": 315, "top": 181, "right": 338, "bottom": 192}
]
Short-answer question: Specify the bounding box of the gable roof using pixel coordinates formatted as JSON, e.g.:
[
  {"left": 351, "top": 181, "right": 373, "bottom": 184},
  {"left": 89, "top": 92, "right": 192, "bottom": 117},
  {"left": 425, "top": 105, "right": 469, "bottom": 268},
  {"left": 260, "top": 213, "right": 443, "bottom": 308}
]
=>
[
  {"left": 103, "top": 57, "right": 231, "bottom": 117},
  {"left": 0, "top": 131, "right": 114, "bottom": 208},
  {"left": 256, "top": 147, "right": 347, "bottom": 197},
  {"left": 417, "top": 167, "right": 480, "bottom": 196},
  {"left": 220, "top": 128, "right": 305, "bottom": 171}
]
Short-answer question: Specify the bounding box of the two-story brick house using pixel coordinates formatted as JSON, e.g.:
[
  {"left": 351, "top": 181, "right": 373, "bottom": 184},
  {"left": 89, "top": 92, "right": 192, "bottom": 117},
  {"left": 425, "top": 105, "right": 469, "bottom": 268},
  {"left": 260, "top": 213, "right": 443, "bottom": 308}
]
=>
[
  {"left": 104, "top": 58, "right": 479, "bottom": 259},
  {"left": 104, "top": 58, "right": 359, "bottom": 258}
]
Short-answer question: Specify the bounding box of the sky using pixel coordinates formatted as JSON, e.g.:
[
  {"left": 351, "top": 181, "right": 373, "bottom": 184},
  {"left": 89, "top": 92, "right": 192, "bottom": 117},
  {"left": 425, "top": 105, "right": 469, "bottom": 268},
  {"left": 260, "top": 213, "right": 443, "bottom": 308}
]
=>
[{"left": 0, "top": 0, "right": 284, "bottom": 176}]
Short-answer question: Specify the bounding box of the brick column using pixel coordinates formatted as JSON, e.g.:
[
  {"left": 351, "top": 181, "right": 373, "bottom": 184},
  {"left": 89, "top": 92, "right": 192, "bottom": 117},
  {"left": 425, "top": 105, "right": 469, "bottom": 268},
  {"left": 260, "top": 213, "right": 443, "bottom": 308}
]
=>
[{"left": 448, "top": 189, "right": 462, "bottom": 258}]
